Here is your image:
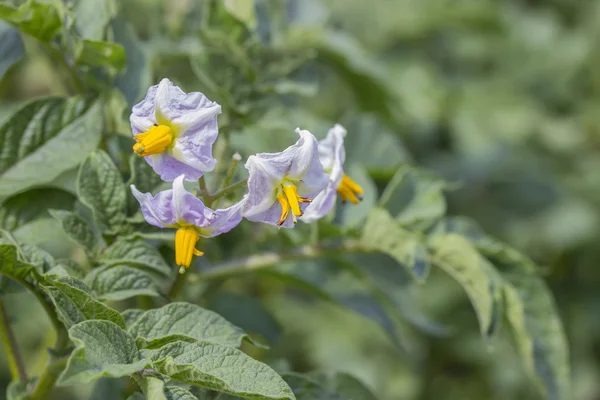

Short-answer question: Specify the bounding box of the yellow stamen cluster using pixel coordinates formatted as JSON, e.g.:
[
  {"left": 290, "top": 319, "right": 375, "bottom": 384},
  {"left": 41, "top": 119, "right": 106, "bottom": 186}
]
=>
[
  {"left": 276, "top": 183, "right": 312, "bottom": 226},
  {"left": 175, "top": 226, "right": 204, "bottom": 274},
  {"left": 337, "top": 174, "right": 364, "bottom": 204},
  {"left": 133, "top": 125, "right": 173, "bottom": 156}
]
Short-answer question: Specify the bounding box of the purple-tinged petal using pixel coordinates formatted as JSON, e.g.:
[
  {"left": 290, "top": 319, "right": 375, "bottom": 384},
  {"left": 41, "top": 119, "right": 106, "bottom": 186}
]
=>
[
  {"left": 241, "top": 155, "right": 283, "bottom": 218},
  {"left": 130, "top": 185, "right": 177, "bottom": 228},
  {"left": 149, "top": 153, "right": 205, "bottom": 182},
  {"left": 318, "top": 124, "right": 346, "bottom": 188},
  {"left": 244, "top": 201, "right": 296, "bottom": 229},
  {"left": 301, "top": 183, "right": 337, "bottom": 223},
  {"left": 198, "top": 197, "right": 246, "bottom": 237},
  {"left": 171, "top": 175, "right": 210, "bottom": 225}
]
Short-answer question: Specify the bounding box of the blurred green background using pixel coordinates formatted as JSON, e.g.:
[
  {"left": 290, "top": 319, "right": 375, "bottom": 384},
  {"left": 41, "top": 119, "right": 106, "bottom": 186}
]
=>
[{"left": 1, "top": 0, "right": 598, "bottom": 399}]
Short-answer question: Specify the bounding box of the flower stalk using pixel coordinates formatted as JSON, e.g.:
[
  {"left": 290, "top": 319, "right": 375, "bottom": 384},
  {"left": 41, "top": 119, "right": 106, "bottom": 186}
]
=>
[{"left": 0, "top": 298, "right": 27, "bottom": 382}]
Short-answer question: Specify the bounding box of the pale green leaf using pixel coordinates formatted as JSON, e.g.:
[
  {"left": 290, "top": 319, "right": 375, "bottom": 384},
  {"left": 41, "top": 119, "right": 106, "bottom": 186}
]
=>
[
  {"left": 503, "top": 272, "right": 570, "bottom": 400},
  {"left": 58, "top": 320, "right": 149, "bottom": 385},
  {"left": 101, "top": 238, "right": 171, "bottom": 276},
  {"left": 6, "top": 379, "right": 29, "bottom": 400},
  {"left": 49, "top": 209, "right": 99, "bottom": 255},
  {"left": 122, "top": 308, "right": 145, "bottom": 327},
  {"left": 281, "top": 373, "right": 342, "bottom": 400},
  {"left": 223, "top": 0, "right": 257, "bottom": 29},
  {"left": 73, "top": 0, "right": 117, "bottom": 40},
  {"left": 0, "top": 188, "right": 75, "bottom": 231},
  {"left": 0, "top": 0, "right": 61, "bottom": 42},
  {"left": 76, "top": 39, "right": 126, "bottom": 73},
  {"left": 127, "top": 155, "right": 163, "bottom": 208},
  {"left": 128, "top": 302, "right": 256, "bottom": 349},
  {"left": 138, "top": 376, "right": 199, "bottom": 400},
  {"left": 146, "top": 341, "right": 295, "bottom": 400},
  {"left": 0, "top": 243, "right": 34, "bottom": 282},
  {"left": 361, "top": 208, "right": 430, "bottom": 280},
  {"left": 88, "top": 265, "right": 162, "bottom": 301},
  {"left": 428, "top": 233, "right": 503, "bottom": 337},
  {"left": 41, "top": 276, "right": 126, "bottom": 329},
  {"left": 323, "top": 372, "right": 378, "bottom": 400},
  {"left": 77, "top": 150, "right": 127, "bottom": 234},
  {"left": 0, "top": 21, "right": 24, "bottom": 80},
  {"left": 379, "top": 166, "right": 446, "bottom": 231},
  {"left": 0, "top": 96, "right": 102, "bottom": 197}
]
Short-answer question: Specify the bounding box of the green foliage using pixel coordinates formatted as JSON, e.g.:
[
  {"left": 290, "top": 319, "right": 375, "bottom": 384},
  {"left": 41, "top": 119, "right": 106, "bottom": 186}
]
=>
[
  {"left": 0, "top": 21, "right": 24, "bottom": 80},
  {"left": 86, "top": 265, "right": 162, "bottom": 301},
  {"left": 77, "top": 150, "right": 127, "bottom": 234},
  {"left": 49, "top": 209, "right": 99, "bottom": 256},
  {"left": 0, "top": 97, "right": 102, "bottom": 197},
  {"left": 0, "top": 0, "right": 62, "bottom": 42},
  {"left": 0, "top": 189, "right": 76, "bottom": 231},
  {"left": 100, "top": 238, "right": 171, "bottom": 276}
]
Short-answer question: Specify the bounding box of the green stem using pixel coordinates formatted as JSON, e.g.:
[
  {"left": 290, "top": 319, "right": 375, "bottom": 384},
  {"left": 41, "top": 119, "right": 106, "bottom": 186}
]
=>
[
  {"left": 189, "top": 240, "right": 367, "bottom": 281},
  {"left": 42, "top": 43, "right": 85, "bottom": 95},
  {"left": 198, "top": 176, "right": 211, "bottom": 204},
  {"left": 212, "top": 153, "right": 242, "bottom": 208},
  {"left": 168, "top": 270, "right": 188, "bottom": 299},
  {"left": 0, "top": 298, "right": 27, "bottom": 382},
  {"left": 30, "top": 329, "right": 71, "bottom": 400},
  {"left": 210, "top": 179, "right": 248, "bottom": 203}
]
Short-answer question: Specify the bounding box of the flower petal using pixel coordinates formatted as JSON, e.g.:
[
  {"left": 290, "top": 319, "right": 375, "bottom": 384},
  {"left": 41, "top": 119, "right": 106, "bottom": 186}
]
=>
[
  {"left": 198, "top": 197, "right": 246, "bottom": 237},
  {"left": 148, "top": 153, "right": 206, "bottom": 182},
  {"left": 319, "top": 124, "right": 347, "bottom": 188},
  {"left": 241, "top": 155, "right": 283, "bottom": 217},
  {"left": 170, "top": 174, "right": 210, "bottom": 225},
  {"left": 244, "top": 201, "right": 296, "bottom": 228},
  {"left": 300, "top": 182, "right": 337, "bottom": 223},
  {"left": 130, "top": 184, "right": 177, "bottom": 228}
]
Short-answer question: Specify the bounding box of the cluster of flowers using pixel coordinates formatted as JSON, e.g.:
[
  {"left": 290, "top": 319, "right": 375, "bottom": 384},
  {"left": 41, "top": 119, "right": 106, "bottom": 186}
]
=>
[{"left": 131, "top": 79, "right": 364, "bottom": 273}]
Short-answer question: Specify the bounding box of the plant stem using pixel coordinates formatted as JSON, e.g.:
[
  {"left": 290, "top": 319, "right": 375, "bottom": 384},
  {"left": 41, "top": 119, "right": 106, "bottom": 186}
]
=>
[
  {"left": 189, "top": 240, "right": 367, "bottom": 281},
  {"left": 168, "top": 270, "right": 187, "bottom": 299},
  {"left": 30, "top": 329, "right": 71, "bottom": 400},
  {"left": 198, "top": 176, "right": 211, "bottom": 204},
  {"left": 0, "top": 298, "right": 27, "bottom": 382},
  {"left": 210, "top": 178, "right": 248, "bottom": 204},
  {"left": 212, "top": 153, "right": 242, "bottom": 208},
  {"left": 42, "top": 43, "right": 85, "bottom": 95}
]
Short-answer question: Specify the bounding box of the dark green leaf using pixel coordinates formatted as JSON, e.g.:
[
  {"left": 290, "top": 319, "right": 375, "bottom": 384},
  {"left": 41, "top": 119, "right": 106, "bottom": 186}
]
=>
[
  {"left": 128, "top": 302, "right": 257, "bottom": 349},
  {"left": 0, "top": 21, "right": 24, "bottom": 80},
  {"left": 0, "top": 96, "right": 102, "bottom": 197},
  {"left": 49, "top": 209, "right": 99, "bottom": 255},
  {"left": 0, "top": 243, "right": 33, "bottom": 282},
  {"left": 322, "top": 373, "right": 378, "bottom": 400},
  {"left": 58, "top": 320, "right": 149, "bottom": 385},
  {"left": 87, "top": 265, "right": 162, "bottom": 301},
  {"left": 77, "top": 150, "right": 127, "bottom": 234},
  {"left": 101, "top": 238, "right": 171, "bottom": 276},
  {"left": 145, "top": 341, "right": 295, "bottom": 400},
  {"left": 127, "top": 154, "right": 164, "bottom": 213},
  {"left": 281, "top": 373, "right": 344, "bottom": 400},
  {"left": 0, "top": 0, "right": 61, "bottom": 42},
  {"left": 41, "top": 276, "right": 126, "bottom": 329},
  {"left": 90, "top": 377, "right": 127, "bottom": 400},
  {"left": 0, "top": 188, "right": 76, "bottom": 231}
]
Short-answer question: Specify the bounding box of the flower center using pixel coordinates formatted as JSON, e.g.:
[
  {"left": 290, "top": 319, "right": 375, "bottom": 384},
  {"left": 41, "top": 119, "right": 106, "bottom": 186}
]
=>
[
  {"left": 337, "top": 174, "right": 364, "bottom": 204},
  {"left": 133, "top": 125, "right": 173, "bottom": 156},
  {"left": 276, "top": 181, "right": 312, "bottom": 226},
  {"left": 175, "top": 226, "right": 204, "bottom": 273}
]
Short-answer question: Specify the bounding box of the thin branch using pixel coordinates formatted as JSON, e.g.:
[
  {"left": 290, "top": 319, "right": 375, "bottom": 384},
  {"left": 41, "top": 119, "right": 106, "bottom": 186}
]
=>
[
  {"left": 0, "top": 298, "right": 27, "bottom": 382},
  {"left": 189, "top": 240, "right": 368, "bottom": 281},
  {"left": 210, "top": 178, "right": 248, "bottom": 203}
]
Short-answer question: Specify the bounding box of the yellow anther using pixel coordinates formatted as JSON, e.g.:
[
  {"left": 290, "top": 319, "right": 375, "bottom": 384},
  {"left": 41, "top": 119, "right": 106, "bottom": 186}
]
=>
[
  {"left": 175, "top": 226, "right": 203, "bottom": 270},
  {"left": 133, "top": 125, "right": 173, "bottom": 156},
  {"left": 337, "top": 174, "right": 363, "bottom": 205},
  {"left": 276, "top": 193, "right": 290, "bottom": 227},
  {"left": 283, "top": 184, "right": 303, "bottom": 217}
]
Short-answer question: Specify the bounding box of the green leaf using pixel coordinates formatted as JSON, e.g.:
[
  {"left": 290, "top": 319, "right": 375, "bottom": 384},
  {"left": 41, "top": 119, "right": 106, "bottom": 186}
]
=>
[
  {"left": 139, "top": 376, "right": 199, "bottom": 400},
  {"left": 0, "top": 0, "right": 62, "bottom": 42},
  {"left": 128, "top": 302, "right": 257, "bottom": 349},
  {"left": 6, "top": 379, "right": 29, "bottom": 400},
  {"left": 87, "top": 265, "right": 161, "bottom": 301},
  {"left": 281, "top": 373, "right": 342, "bottom": 400},
  {"left": 502, "top": 272, "right": 570, "bottom": 400},
  {"left": 208, "top": 292, "right": 282, "bottom": 344},
  {"left": 428, "top": 233, "right": 503, "bottom": 337},
  {"left": 101, "top": 238, "right": 171, "bottom": 276},
  {"left": 379, "top": 166, "right": 446, "bottom": 231},
  {"left": 122, "top": 308, "right": 145, "bottom": 327},
  {"left": 0, "top": 96, "right": 102, "bottom": 197},
  {"left": 90, "top": 377, "right": 127, "bottom": 400},
  {"left": 127, "top": 155, "right": 163, "bottom": 207},
  {"left": 58, "top": 320, "right": 149, "bottom": 385},
  {"left": 49, "top": 209, "right": 99, "bottom": 255},
  {"left": 336, "top": 164, "right": 377, "bottom": 228},
  {"left": 77, "top": 150, "right": 127, "bottom": 234},
  {"left": 145, "top": 341, "right": 295, "bottom": 400},
  {"left": 41, "top": 276, "right": 126, "bottom": 329},
  {"left": 73, "top": 0, "right": 117, "bottom": 40},
  {"left": 324, "top": 373, "right": 378, "bottom": 400},
  {"left": 0, "top": 21, "right": 24, "bottom": 80},
  {"left": 0, "top": 243, "right": 34, "bottom": 282},
  {"left": 0, "top": 188, "right": 76, "bottom": 231},
  {"left": 223, "top": 0, "right": 257, "bottom": 30},
  {"left": 76, "top": 39, "right": 126, "bottom": 73},
  {"left": 112, "top": 18, "right": 152, "bottom": 107},
  {"left": 361, "top": 208, "right": 430, "bottom": 280}
]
